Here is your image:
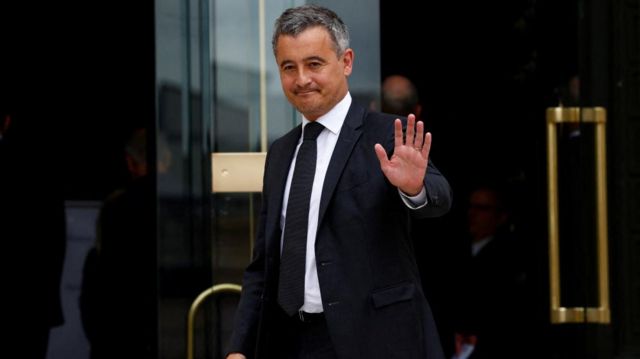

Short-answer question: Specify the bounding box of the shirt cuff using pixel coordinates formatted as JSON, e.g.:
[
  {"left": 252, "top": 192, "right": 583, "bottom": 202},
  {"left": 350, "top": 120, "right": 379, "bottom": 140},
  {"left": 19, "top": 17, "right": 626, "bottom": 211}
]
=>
[{"left": 398, "top": 187, "right": 428, "bottom": 209}]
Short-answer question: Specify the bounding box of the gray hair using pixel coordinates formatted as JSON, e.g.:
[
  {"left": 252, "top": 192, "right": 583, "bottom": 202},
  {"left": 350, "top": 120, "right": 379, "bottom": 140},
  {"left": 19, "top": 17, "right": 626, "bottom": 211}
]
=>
[{"left": 272, "top": 5, "right": 350, "bottom": 56}]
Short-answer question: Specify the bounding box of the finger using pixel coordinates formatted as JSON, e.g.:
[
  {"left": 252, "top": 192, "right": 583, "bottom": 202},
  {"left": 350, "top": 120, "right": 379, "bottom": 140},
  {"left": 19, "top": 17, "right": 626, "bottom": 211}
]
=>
[
  {"left": 406, "top": 114, "right": 416, "bottom": 146},
  {"left": 374, "top": 143, "right": 390, "bottom": 168},
  {"left": 394, "top": 119, "right": 403, "bottom": 148},
  {"left": 415, "top": 121, "right": 425, "bottom": 149},
  {"left": 421, "top": 132, "right": 432, "bottom": 159}
]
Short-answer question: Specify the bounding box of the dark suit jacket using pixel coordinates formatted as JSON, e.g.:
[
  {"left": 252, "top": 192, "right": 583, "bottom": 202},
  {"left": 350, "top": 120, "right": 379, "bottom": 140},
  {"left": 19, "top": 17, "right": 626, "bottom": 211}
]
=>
[
  {"left": 454, "top": 229, "right": 533, "bottom": 359},
  {"left": 1, "top": 117, "right": 66, "bottom": 358},
  {"left": 79, "top": 176, "right": 156, "bottom": 359},
  {"left": 228, "top": 102, "right": 452, "bottom": 359}
]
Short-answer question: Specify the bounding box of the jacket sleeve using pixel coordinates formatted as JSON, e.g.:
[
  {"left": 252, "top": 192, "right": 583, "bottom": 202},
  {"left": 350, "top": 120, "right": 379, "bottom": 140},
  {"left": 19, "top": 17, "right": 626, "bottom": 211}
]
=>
[
  {"left": 416, "top": 159, "right": 452, "bottom": 218},
  {"left": 226, "top": 150, "right": 273, "bottom": 357}
]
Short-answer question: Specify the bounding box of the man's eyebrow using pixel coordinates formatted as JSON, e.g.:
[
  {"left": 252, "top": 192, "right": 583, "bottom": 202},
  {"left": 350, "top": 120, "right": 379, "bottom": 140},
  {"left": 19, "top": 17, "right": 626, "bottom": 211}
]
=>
[
  {"left": 279, "top": 56, "right": 327, "bottom": 67},
  {"left": 304, "top": 56, "right": 326, "bottom": 63}
]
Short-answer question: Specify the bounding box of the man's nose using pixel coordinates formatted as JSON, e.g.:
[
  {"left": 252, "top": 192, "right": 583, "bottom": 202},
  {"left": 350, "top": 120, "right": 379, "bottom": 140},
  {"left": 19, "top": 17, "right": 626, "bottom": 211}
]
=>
[{"left": 295, "top": 69, "right": 312, "bottom": 86}]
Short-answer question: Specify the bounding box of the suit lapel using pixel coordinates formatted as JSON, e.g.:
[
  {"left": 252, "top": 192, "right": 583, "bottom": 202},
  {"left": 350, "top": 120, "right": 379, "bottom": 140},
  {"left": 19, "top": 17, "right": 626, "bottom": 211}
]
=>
[
  {"left": 264, "top": 125, "right": 301, "bottom": 248},
  {"left": 318, "top": 103, "right": 365, "bottom": 226}
]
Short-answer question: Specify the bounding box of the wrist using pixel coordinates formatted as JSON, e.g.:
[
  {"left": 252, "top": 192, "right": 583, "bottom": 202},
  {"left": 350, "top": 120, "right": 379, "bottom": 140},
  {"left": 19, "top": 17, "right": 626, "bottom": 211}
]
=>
[{"left": 400, "top": 186, "right": 422, "bottom": 197}]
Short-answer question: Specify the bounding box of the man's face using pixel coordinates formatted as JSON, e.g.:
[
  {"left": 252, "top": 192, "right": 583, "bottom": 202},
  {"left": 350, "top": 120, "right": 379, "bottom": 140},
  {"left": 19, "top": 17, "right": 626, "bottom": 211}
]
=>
[
  {"left": 275, "top": 26, "right": 353, "bottom": 121},
  {"left": 467, "top": 189, "right": 507, "bottom": 241}
]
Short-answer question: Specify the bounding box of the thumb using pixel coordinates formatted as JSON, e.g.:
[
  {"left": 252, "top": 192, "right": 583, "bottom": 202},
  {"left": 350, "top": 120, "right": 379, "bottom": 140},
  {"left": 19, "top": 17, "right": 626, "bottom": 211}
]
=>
[{"left": 374, "top": 143, "right": 389, "bottom": 168}]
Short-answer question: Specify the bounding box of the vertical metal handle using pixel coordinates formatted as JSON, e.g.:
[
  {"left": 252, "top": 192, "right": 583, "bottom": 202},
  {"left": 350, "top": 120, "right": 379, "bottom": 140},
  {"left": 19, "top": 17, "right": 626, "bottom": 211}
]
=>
[
  {"left": 187, "top": 283, "right": 242, "bottom": 359},
  {"left": 546, "top": 107, "right": 610, "bottom": 324}
]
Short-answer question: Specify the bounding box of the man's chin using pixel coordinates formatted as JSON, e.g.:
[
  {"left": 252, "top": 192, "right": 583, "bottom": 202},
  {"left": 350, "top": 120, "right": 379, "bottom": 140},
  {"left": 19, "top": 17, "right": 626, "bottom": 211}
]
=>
[{"left": 294, "top": 103, "right": 319, "bottom": 116}]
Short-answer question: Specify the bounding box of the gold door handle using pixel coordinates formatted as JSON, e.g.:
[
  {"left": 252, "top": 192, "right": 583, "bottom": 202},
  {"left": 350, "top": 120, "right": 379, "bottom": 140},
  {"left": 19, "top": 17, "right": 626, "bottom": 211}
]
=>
[
  {"left": 187, "top": 283, "right": 242, "bottom": 359},
  {"left": 546, "top": 107, "right": 610, "bottom": 324}
]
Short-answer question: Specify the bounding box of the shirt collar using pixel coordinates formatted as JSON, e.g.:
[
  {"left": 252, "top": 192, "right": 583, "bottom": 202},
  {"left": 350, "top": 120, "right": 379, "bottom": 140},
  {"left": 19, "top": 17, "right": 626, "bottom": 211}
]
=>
[
  {"left": 471, "top": 235, "right": 494, "bottom": 257},
  {"left": 301, "top": 92, "right": 351, "bottom": 135}
]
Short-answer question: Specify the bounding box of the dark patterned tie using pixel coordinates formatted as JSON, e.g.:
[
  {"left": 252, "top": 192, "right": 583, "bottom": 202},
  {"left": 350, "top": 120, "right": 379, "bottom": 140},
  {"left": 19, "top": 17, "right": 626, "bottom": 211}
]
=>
[{"left": 278, "top": 121, "right": 325, "bottom": 316}]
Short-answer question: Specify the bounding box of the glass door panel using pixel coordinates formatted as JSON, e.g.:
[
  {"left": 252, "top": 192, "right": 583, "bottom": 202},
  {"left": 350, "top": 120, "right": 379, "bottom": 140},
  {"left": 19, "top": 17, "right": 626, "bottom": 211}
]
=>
[{"left": 541, "top": 0, "right": 614, "bottom": 357}]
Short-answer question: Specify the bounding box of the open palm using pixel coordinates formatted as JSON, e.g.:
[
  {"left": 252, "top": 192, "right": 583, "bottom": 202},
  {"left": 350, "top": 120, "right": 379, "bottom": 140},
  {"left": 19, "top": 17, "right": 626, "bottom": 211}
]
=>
[{"left": 374, "top": 114, "right": 431, "bottom": 196}]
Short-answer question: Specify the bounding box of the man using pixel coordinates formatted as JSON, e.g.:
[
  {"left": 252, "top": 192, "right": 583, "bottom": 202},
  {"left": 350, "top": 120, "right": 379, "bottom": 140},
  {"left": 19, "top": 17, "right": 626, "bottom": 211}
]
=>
[
  {"left": 452, "top": 185, "right": 531, "bottom": 359},
  {"left": 381, "top": 74, "right": 422, "bottom": 118},
  {"left": 79, "top": 128, "right": 156, "bottom": 359},
  {"left": 1, "top": 105, "right": 66, "bottom": 359},
  {"left": 227, "top": 5, "right": 451, "bottom": 359}
]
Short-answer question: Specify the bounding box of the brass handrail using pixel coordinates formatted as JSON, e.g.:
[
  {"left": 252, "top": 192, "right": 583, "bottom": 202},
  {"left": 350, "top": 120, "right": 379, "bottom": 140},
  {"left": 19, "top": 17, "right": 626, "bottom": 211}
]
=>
[
  {"left": 546, "top": 106, "right": 610, "bottom": 324},
  {"left": 187, "top": 283, "right": 242, "bottom": 359}
]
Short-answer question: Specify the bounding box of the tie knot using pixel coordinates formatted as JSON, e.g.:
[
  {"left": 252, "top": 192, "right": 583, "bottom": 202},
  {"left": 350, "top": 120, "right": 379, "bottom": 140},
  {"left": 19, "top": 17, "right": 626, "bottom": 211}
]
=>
[{"left": 303, "top": 121, "right": 324, "bottom": 141}]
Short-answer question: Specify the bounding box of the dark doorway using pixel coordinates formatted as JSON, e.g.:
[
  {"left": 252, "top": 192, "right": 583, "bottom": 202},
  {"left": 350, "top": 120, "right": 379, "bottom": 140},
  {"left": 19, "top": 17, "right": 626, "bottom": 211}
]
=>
[{"left": 380, "top": 0, "right": 637, "bottom": 358}]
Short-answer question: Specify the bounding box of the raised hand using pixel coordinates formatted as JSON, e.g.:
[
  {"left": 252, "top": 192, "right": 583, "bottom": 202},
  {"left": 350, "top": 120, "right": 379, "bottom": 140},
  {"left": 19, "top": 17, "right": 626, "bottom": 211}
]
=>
[{"left": 374, "top": 114, "right": 431, "bottom": 196}]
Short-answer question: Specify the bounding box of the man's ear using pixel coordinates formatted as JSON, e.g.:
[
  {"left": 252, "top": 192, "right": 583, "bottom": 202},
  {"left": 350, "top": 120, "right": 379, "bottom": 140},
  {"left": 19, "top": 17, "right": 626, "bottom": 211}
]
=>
[
  {"left": 342, "top": 48, "right": 354, "bottom": 76},
  {"left": 415, "top": 104, "right": 423, "bottom": 120}
]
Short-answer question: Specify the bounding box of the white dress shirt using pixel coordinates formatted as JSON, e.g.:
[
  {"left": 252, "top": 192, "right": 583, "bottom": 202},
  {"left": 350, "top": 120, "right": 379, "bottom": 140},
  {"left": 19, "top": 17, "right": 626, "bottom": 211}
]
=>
[{"left": 280, "top": 92, "right": 427, "bottom": 313}]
